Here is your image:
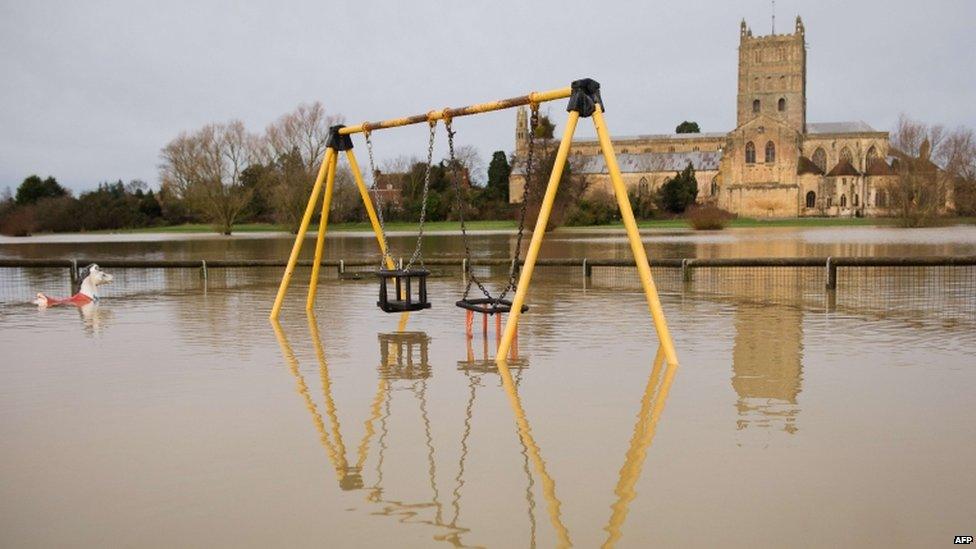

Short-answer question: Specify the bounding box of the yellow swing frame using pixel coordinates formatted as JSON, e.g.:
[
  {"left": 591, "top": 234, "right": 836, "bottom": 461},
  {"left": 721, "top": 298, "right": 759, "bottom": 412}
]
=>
[{"left": 269, "top": 79, "right": 678, "bottom": 366}]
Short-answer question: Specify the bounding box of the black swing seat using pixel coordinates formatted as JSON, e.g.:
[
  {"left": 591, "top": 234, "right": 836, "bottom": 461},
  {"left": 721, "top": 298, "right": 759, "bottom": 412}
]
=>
[
  {"left": 376, "top": 268, "right": 432, "bottom": 313},
  {"left": 455, "top": 297, "right": 528, "bottom": 315}
]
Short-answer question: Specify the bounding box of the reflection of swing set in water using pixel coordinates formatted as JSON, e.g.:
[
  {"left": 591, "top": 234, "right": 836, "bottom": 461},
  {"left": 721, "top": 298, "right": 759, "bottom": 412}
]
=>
[
  {"left": 269, "top": 79, "right": 678, "bottom": 367},
  {"left": 272, "top": 316, "right": 677, "bottom": 547}
]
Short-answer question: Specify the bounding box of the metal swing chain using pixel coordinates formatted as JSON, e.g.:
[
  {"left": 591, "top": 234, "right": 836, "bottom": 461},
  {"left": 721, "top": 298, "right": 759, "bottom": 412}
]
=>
[
  {"left": 364, "top": 129, "right": 393, "bottom": 267},
  {"left": 446, "top": 118, "right": 494, "bottom": 302},
  {"left": 364, "top": 121, "right": 437, "bottom": 270},
  {"left": 500, "top": 105, "right": 539, "bottom": 300},
  {"left": 406, "top": 120, "right": 438, "bottom": 270},
  {"left": 447, "top": 105, "right": 537, "bottom": 304}
]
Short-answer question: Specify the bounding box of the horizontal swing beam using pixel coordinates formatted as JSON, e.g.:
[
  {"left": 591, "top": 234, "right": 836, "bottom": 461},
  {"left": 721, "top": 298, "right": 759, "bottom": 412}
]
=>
[{"left": 338, "top": 87, "right": 572, "bottom": 135}]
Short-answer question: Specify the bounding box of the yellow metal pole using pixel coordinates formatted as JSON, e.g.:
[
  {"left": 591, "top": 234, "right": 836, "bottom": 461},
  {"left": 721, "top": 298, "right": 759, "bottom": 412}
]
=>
[
  {"left": 345, "top": 149, "right": 397, "bottom": 271},
  {"left": 270, "top": 147, "right": 335, "bottom": 320},
  {"left": 592, "top": 106, "right": 679, "bottom": 366},
  {"left": 339, "top": 86, "right": 573, "bottom": 135},
  {"left": 496, "top": 111, "right": 580, "bottom": 362},
  {"left": 497, "top": 360, "right": 572, "bottom": 547},
  {"left": 306, "top": 150, "right": 339, "bottom": 310},
  {"left": 602, "top": 347, "right": 677, "bottom": 548}
]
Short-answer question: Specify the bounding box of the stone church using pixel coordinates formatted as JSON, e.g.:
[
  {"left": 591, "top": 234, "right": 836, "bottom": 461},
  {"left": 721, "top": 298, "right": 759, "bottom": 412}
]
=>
[{"left": 509, "top": 16, "right": 898, "bottom": 218}]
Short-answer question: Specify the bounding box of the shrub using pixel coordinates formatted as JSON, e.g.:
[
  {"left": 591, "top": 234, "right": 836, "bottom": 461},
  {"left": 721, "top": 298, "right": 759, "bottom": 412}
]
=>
[
  {"left": 686, "top": 204, "right": 733, "bottom": 230},
  {"left": 33, "top": 196, "right": 82, "bottom": 232},
  {"left": 565, "top": 192, "right": 619, "bottom": 226},
  {"left": 658, "top": 163, "right": 698, "bottom": 214},
  {"left": 0, "top": 205, "right": 37, "bottom": 236},
  {"left": 628, "top": 188, "right": 657, "bottom": 219}
]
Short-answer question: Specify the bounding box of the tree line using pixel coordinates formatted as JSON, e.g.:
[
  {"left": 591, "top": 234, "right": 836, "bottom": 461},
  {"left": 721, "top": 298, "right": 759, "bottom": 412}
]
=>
[
  {"left": 2, "top": 109, "right": 973, "bottom": 236},
  {"left": 0, "top": 102, "right": 517, "bottom": 236}
]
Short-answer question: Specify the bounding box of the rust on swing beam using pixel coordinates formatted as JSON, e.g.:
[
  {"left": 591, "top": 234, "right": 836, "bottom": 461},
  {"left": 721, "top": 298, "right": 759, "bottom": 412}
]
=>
[{"left": 338, "top": 87, "right": 572, "bottom": 135}]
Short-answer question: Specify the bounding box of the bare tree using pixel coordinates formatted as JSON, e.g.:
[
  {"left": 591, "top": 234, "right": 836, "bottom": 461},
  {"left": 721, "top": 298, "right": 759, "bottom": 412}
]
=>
[
  {"left": 329, "top": 165, "right": 366, "bottom": 223},
  {"left": 261, "top": 102, "right": 343, "bottom": 232},
  {"left": 453, "top": 145, "right": 485, "bottom": 186},
  {"left": 159, "top": 120, "right": 261, "bottom": 234},
  {"left": 886, "top": 115, "right": 952, "bottom": 227},
  {"left": 379, "top": 155, "right": 416, "bottom": 178},
  {"left": 937, "top": 126, "right": 976, "bottom": 215}
]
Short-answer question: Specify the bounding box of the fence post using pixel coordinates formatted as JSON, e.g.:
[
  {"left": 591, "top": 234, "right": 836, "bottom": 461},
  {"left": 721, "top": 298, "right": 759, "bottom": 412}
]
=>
[
  {"left": 338, "top": 259, "right": 345, "bottom": 277},
  {"left": 69, "top": 259, "right": 78, "bottom": 288},
  {"left": 825, "top": 256, "right": 837, "bottom": 290},
  {"left": 200, "top": 260, "right": 208, "bottom": 282},
  {"left": 681, "top": 258, "right": 692, "bottom": 283},
  {"left": 583, "top": 258, "right": 592, "bottom": 279}
]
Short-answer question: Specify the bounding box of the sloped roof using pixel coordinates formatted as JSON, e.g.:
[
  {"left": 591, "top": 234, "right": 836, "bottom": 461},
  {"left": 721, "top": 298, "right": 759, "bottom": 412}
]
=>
[
  {"left": 576, "top": 131, "right": 727, "bottom": 143},
  {"left": 807, "top": 121, "right": 878, "bottom": 134},
  {"left": 865, "top": 157, "right": 896, "bottom": 176},
  {"left": 796, "top": 156, "right": 824, "bottom": 175},
  {"left": 513, "top": 150, "right": 722, "bottom": 175},
  {"left": 826, "top": 158, "right": 862, "bottom": 177}
]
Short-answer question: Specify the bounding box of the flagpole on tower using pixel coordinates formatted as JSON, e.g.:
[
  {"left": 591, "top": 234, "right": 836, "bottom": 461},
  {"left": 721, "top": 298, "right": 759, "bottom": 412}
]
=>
[{"left": 772, "top": 0, "right": 776, "bottom": 34}]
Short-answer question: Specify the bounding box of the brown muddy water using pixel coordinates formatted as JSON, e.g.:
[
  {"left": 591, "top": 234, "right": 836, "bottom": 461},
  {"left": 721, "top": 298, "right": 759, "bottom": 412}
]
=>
[{"left": 1, "top": 227, "right": 975, "bottom": 547}]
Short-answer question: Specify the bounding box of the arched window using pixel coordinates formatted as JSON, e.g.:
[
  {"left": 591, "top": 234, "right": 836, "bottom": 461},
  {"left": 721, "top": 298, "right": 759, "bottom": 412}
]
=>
[
  {"left": 693, "top": 146, "right": 700, "bottom": 152},
  {"left": 752, "top": 99, "right": 761, "bottom": 113},
  {"left": 877, "top": 189, "right": 887, "bottom": 207},
  {"left": 805, "top": 191, "right": 816, "bottom": 208},
  {"left": 778, "top": 98, "right": 786, "bottom": 112},
  {"left": 840, "top": 147, "right": 853, "bottom": 164},
  {"left": 840, "top": 195, "right": 847, "bottom": 207},
  {"left": 812, "top": 148, "right": 827, "bottom": 172},
  {"left": 638, "top": 177, "right": 649, "bottom": 197},
  {"left": 745, "top": 141, "right": 756, "bottom": 164},
  {"left": 765, "top": 141, "right": 776, "bottom": 163},
  {"left": 867, "top": 146, "right": 879, "bottom": 163},
  {"left": 854, "top": 194, "right": 859, "bottom": 207},
  {"left": 827, "top": 197, "right": 833, "bottom": 208},
  {"left": 621, "top": 149, "right": 628, "bottom": 154}
]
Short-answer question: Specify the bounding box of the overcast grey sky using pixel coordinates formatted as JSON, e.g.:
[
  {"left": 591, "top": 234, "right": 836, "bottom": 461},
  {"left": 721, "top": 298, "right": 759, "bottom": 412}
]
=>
[{"left": 1, "top": 0, "right": 974, "bottom": 192}]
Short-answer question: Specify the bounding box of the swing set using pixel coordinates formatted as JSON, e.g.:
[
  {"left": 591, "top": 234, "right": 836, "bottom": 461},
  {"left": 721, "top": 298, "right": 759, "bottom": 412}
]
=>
[{"left": 269, "top": 79, "right": 678, "bottom": 366}]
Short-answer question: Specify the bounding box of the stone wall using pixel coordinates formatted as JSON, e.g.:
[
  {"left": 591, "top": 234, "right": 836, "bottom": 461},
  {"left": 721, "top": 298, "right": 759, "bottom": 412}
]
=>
[
  {"left": 509, "top": 169, "right": 720, "bottom": 205},
  {"left": 719, "top": 184, "right": 799, "bottom": 218}
]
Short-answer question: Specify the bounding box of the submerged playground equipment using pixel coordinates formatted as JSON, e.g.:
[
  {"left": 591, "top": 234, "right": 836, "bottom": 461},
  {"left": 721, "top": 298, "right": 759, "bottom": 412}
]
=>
[{"left": 269, "top": 79, "right": 678, "bottom": 365}]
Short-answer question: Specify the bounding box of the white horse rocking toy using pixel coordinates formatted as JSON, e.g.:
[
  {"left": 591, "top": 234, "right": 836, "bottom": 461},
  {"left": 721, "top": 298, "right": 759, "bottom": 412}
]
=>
[{"left": 34, "top": 263, "right": 114, "bottom": 308}]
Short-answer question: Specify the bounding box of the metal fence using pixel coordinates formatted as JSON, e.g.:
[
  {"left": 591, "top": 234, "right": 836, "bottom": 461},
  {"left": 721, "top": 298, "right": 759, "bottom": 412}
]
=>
[{"left": 2, "top": 257, "right": 975, "bottom": 321}]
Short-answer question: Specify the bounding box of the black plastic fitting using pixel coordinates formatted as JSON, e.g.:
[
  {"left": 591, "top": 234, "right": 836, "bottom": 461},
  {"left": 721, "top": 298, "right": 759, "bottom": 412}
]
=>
[
  {"left": 566, "top": 78, "right": 604, "bottom": 117},
  {"left": 326, "top": 124, "right": 354, "bottom": 151}
]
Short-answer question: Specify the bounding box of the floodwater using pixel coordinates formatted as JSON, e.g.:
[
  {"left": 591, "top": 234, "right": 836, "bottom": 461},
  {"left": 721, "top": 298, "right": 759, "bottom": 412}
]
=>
[{"left": 1, "top": 226, "right": 975, "bottom": 548}]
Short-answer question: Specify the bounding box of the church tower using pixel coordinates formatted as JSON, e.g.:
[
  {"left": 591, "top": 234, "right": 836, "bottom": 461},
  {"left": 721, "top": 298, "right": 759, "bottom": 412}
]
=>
[
  {"left": 737, "top": 16, "right": 806, "bottom": 133},
  {"left": 515, "top": 106, "right": 528, "bottom": 156}
]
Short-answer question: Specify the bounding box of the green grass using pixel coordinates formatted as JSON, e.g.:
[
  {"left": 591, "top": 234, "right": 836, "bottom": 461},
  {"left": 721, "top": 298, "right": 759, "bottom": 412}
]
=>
[
  {"left": 570, "top": 216, "right": 900, "bottom": 230},
  {"left": 112, "top": 220, "right": 516, "bottom": 234},
  {"left": 91, "top": 216, "right": 976, "bottom": 235}
]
